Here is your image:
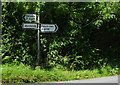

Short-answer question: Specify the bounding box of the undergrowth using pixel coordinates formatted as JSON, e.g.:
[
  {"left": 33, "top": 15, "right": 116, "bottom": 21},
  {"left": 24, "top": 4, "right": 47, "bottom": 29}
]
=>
[{"left": 2, "top": 63, "right": 119, "bottom": 83}]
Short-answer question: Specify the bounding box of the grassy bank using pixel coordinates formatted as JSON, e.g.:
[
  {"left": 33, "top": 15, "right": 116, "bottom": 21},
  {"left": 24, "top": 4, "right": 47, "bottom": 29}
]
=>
[{"left": 2, "top": 64, "right": 119, "bottom": 83}]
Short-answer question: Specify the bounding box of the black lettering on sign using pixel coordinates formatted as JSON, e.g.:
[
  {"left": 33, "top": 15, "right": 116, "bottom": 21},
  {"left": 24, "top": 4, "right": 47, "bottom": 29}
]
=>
[
  {"left": 25, "top": 25, "right": 36, "bottom": 27},
  {"left": 29, "top": 16, "right": 35, "bottom": 18},
  {"left": 25, "top": 25, "right": 29, "bottom": 27},
  {"left": 43, "top": 26, "right": 48, "bottom": 27},
  {"left": 42, "top": 26, "right": 54, "bottom": 28},
  {"left": 29, "top": 17, "right": 35, "bottom": 19},
  {"left": 28, "top": 15, "right": 35, "bottom": 17},
  {"left": 44, "top": 28, "right": 49, "bottom": 30},
  {"left": 49, "top": 26, "right": 54, "bottom": 27}
]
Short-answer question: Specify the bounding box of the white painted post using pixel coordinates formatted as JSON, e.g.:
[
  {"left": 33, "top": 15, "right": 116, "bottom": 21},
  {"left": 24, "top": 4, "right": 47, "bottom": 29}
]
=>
[{"left": 37, "top": 13, "right": 40, "bottom": 65}]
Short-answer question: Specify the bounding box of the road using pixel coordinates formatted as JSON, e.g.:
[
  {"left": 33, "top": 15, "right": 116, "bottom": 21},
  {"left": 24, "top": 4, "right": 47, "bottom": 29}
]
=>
[{"left": 50, "top": 75, "right": 119, "bottom": 83}]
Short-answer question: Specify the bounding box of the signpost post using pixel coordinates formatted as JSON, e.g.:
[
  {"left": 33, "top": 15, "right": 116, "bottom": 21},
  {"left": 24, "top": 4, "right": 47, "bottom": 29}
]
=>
[
  {"left": 37, "top": 13, "right": 40, "bottom": 66},
  {"left": 22, "top": 13, "right": 58, "bottom": 66}
]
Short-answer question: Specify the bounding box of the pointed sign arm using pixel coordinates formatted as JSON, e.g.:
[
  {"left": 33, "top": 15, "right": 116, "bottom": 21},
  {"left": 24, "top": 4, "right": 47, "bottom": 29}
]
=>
[{"left": 55, "top": 24, "right": 58, "bottom": 32}]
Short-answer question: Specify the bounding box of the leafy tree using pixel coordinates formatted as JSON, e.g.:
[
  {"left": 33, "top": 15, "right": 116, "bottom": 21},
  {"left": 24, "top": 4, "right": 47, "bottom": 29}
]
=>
[{"left": 2, "top": 2, "right": 120, "bottom": 70}]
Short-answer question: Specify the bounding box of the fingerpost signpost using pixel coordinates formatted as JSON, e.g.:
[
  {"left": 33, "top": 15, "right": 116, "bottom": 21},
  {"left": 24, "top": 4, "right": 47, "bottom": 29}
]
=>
[{"left": 22, "top": 13, "right": 58, "bottom": 65}]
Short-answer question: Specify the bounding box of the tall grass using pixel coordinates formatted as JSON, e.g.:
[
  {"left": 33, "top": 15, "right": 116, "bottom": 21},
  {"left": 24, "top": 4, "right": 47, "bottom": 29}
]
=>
[{"left": 2, "top": 63, "right": 119, "bottom": 83}]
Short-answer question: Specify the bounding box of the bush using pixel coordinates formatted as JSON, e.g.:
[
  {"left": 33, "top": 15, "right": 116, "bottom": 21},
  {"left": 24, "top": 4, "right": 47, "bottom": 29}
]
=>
[{"left": 2, "top": 64, "right": 119, "bottom": 83}]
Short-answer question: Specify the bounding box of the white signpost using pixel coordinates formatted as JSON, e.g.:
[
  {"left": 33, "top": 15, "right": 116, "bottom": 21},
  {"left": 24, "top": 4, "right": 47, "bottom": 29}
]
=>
[
  {"left": 22, "top": 13, "right": 58, "bottom": 66},
  {"left": 41, "top": 24, "right": 58, "bottom": 33},
  {"left": 24, "top": 14, "right": 37, "bottom": 22}
]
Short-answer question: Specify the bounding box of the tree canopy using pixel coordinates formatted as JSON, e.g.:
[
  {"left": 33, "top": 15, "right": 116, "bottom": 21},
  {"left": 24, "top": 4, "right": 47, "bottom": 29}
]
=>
[{"left": 2, "top": 2, "right": 120, "bottom": 70}]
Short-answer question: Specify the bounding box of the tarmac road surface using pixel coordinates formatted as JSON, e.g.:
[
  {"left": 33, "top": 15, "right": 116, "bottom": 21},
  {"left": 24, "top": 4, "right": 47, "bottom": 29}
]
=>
[{"left": 50, "top": 75, "right": 119, "bottom": 83}]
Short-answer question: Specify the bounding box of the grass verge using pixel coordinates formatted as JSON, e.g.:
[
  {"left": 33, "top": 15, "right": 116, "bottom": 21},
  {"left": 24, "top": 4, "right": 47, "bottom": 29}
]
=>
[{"left": 2, "top": 63, "right": 120, "bottom": 83}]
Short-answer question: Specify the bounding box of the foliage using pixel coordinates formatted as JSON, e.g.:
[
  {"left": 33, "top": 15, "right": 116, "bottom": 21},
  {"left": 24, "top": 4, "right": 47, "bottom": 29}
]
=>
[
  {"left": 2, "top": 2, "right": 45, "bottom": 66},
  {"left": 2, "top": 2, "right": 120, "bottom": 69},
  {"left": 2, "top": 64, "right": 119, "bottom": 83}
]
